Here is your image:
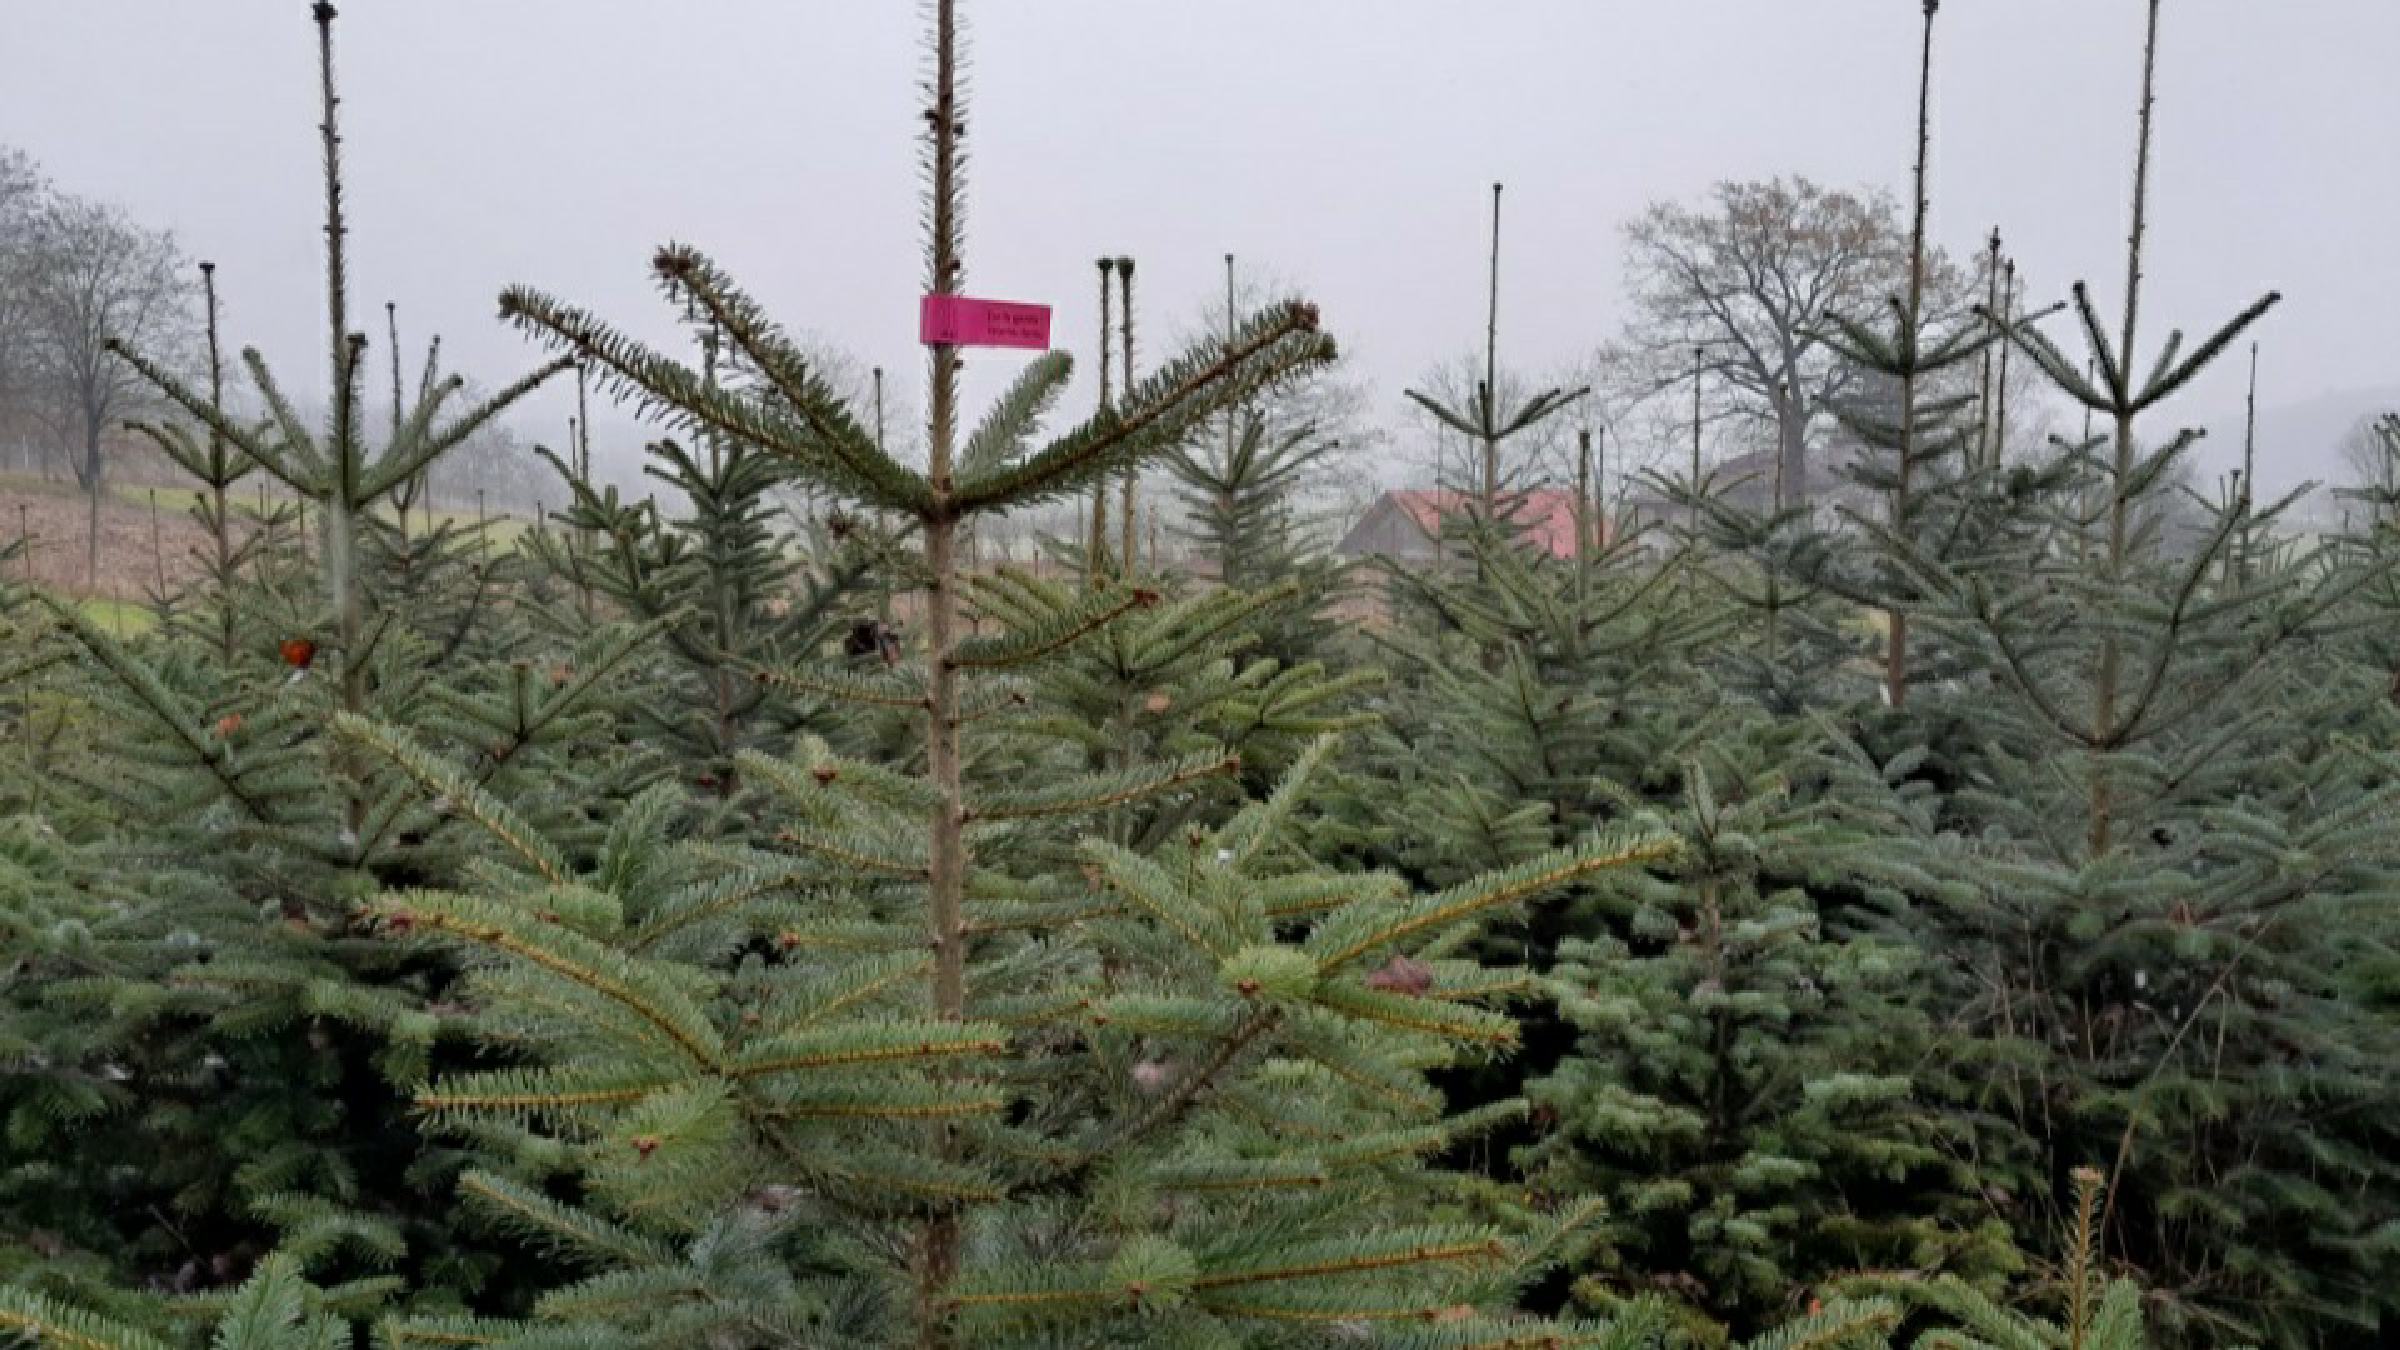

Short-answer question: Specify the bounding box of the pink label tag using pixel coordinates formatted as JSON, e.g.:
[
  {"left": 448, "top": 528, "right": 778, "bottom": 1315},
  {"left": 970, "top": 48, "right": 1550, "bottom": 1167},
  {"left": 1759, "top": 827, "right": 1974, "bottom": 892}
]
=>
[{"left": 920, "top": 294, "right": 1051, "bottom": 350}]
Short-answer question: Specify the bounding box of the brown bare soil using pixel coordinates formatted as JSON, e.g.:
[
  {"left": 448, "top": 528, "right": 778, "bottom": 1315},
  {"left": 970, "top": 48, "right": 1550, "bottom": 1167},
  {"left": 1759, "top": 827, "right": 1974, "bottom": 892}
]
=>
[{"left": 1, "top": 481, "right": 231, "bottom": 602}]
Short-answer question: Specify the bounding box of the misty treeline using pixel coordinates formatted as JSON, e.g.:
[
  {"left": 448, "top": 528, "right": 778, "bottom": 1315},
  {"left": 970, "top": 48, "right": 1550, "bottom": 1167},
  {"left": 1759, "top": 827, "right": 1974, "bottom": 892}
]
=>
[
  {"left": 2, "top": 3, "right": 2397, "bottom": 1350},
  {"left": 0, "top": 146, "right": 549, "bottom": 531}
]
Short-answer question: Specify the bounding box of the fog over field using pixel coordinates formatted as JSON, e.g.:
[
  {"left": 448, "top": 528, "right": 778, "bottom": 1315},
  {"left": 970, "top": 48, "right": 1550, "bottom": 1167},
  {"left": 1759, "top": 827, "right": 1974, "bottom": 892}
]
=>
[{"left": 6, "top": 2, "right": 2394, "bottom": 489}]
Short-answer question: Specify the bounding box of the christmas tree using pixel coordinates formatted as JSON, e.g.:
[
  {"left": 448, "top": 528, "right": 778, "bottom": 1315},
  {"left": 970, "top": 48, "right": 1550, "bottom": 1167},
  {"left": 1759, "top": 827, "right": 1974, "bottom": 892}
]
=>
[{"left": 349, "top": 3, "right": 1680, "bottom": 1345}]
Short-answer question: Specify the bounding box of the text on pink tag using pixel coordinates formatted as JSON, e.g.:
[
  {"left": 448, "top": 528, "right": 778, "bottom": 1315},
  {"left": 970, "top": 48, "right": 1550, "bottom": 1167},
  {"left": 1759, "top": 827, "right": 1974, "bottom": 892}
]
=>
[{"left": 920, "top": 294, "right": 1052, "bottom": 350}]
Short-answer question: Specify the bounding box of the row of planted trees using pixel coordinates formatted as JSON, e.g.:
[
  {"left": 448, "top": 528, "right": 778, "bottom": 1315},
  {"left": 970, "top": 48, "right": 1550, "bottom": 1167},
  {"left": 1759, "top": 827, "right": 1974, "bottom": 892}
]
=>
[{"left": 3, "top": 2, "right": 2396, "bottom": 1348}]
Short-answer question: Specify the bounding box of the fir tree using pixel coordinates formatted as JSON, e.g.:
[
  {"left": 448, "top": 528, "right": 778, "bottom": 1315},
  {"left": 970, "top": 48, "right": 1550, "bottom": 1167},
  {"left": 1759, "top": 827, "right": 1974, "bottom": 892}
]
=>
[
  {"left": 526, "top": 394, "right": 889, "bottom": 807},
  {"left": 1859, "top": 1, "right": 2400, "bottom": 1336},
  {"left": 350, "top": 4, "right": 1684, "bottom": 1346},
  {"left": 3, "top": 3, "right": 640, "bottom": 1318},
  {"left": 1403, "top": 184, "right": 1587, "bottom": 553},
  {"left": 1522, "top": 722, "right": 2015, "bottom": 1339}
]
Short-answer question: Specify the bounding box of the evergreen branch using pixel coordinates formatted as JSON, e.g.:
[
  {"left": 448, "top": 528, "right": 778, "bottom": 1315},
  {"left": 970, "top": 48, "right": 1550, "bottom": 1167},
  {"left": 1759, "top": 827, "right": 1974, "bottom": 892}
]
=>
[
  {"left": 1310, "top": 980, "right": 1519, "bottom": 1046},
  {"left": 2133, "top": 291, "right": 2281, "bottom": 414},
  {"left": 1964, "top": 579, "right": 2103, "bottom": 748},
  {"left": 770, "top": 952, "right": 934, "bottom": 1029},
  {"left": 1123, "top": 579, "right": 1302, "bottom": 670},
  {"left": 955, "top": 302, "right": 1334, "bottom": 511},
  {"left": 946, "top": 1277, "right": 1130, "bottom": 1317},
  {"left": 1076, "top": 839, "right": 1237, "bottom": 958},
  {"left": 1022, "top": 1009, "right": 1283, "bottom": 1196},
  {"left": 362, "top": 355, "right": 575, "bottom": 502},
  {"left": 770, "top": 824, "right": 930, "bottom": 879},
  {"left": 2069, "top": 282, "right": 2128, "bottom": 403},
  {"left": 1147, "top": 1157, "right": 1331, "bottom": 1191},
  {"left": 2137, "top": 326, "right": 2187, "bottom": 407},
  {"left": 529, "top": 1269, "right": 707, "bottom": 1324},
  {"left": 457, "top": 1170, "right": 676, "bottom": 1270},
  {"left": 1190, "top": 1228, "right": 1505, "bottom": 1291},
  {"left": 35, "top": 595, "right": 275, "bottom": 823},
  {"left": 787, "top": 1141, "right": 1005, "bottom": 1206},
  {"left": 1093, "top": 1009, "right": 1278, "bottom": 1156},
  {"left": 747, "top": 662, "right": 928, "bottom": 710},
  {"left": 0, "top": 642, "right": 70, "bottom": 686},
  {"left": 124, "top": 417, "right": 254, "bottom": 487},
  {"left": 335, "top": 713, "right": 569, "bottom": 884},
  {"left": 497, "top": 282, "right": 933, "bottom": 513},
  {"left": 648, "top": 243, "right": 913, "bottom": 501},
  {"left": 0, "top": 1289, "right": 171, "bottom": 1350},
  {"left": 511, "top": 616, "right": 676, "bottom": 751},
  {"left": 739, "top": 745, "right": 944, "bottom": 817},
  {"left": 104, "top": 339, "right": 298, "bottom": 488},
  {"left": 1988, "top": 312, "right": 2113, "bottom": 411},
  {"left": 1428, "top": 971, "right": 1538, "bottom": 1003},
  {"left": 1396, "top": 1326, "right": 1652, "bottom": 1350},
  {"left": 1736, "top": 1298, "right": 1902, "bottom": 1350},
  {"left": 757, "top": 1082, "right": 1008, "bottom": 1121},
  {"left": 728, "top": 1021, "right": 1008, "bottom": 1077},
  {"left": 385, "top": 354, "right": 462, "bottom": 475},
  {"left": 629, "top": 862, "right": 821, "bottom": 954},
  {"left": 1320, "top": 1102, "right": 1530, "bottom": 1169},
  {"left": 1405, "top": 389, "right": 1489, "bottom": 440},
  {"left": 1218, "top": 733, "right": 1339, "bottom": 868},
  {"left": 1308, "top": 830, "right": 1678, "bottom": 973},
  {"left": 1080, "top": 994, "right": 1243, "bottom": 1039},
  {"left": 962, "top": 351, "right": 1073, "bottom": 476},
  {"left": 1191, "top": 1296, "right": 1474, "bottom": 1325},
  {"left": 415, "top": 1067, "right": 682, "bottom": 1123},
  {"left": 375, "top": 1315, "right": 536, "bottom": 1348},
  {"left": 967, "top": 752, "right": 1237, "bottom": 823},
  {"left": 375, "top": 892, "right": 724, "bottom": 1069},
  {"left": 1496, "top": 386, "right": 1590, "bottom": 438},
  {"left": 949, "top": 586, "right": 1151, "bottom": 670},
  {"left": 1255, "top": 871, "right": 1406, "bottom": 921}
]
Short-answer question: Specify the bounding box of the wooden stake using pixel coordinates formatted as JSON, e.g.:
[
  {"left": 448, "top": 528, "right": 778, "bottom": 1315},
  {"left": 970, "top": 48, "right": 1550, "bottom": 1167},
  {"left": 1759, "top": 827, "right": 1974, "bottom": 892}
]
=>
[{"left": 1117, "top": 255, "right": 1138, "bottom": 575}]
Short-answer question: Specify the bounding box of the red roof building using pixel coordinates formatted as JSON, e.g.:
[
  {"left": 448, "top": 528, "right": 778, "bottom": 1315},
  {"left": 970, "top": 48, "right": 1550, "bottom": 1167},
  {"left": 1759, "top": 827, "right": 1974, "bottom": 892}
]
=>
[{"left": 1337, "top": 488, "right": 1591, "bottom": 563}]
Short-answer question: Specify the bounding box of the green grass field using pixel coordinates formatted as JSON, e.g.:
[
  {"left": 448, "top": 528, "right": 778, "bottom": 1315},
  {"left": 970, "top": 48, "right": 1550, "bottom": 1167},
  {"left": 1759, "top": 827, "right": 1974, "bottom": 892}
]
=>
[{"left": 68, "top": 593, "right": 159, "bottom": 635}]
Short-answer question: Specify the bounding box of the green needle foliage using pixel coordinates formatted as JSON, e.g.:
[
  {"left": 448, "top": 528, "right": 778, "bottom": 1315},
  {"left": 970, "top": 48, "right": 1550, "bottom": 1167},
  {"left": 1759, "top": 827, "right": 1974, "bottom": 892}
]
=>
[
  {"left": 1522, "top": 723, "right": 2016, "bottom": 1337},
  {"left": 527, "top": 419, "right": 891, "bottom": 806},
  {"left": 2, "top": 3, "right": 648, "bottom": 1327},
  {"left": 4, "top": 2, "right": 2394, "bottom": 1347},
  {"left": 353, "top": 4, "right": 1680, "bottom": 1345},
  {"left": 1842, "top": 3, "right": 2400, "bottom": 1337}
]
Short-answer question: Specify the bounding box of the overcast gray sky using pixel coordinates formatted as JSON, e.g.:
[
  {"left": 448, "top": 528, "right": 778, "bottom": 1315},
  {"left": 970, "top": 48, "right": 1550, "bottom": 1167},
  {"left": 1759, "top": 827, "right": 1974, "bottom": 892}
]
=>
[{"left": 7, "top": 1, "right": 2395, "bottom": 483}]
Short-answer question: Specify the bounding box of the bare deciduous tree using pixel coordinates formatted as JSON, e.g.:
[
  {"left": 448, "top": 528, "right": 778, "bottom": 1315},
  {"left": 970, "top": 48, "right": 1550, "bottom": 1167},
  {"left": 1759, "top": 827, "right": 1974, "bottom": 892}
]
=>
[
  {"left": 17, "top": 194, "right": 194, "bottom": 583},
  {"left": 2339, "top": 411, "right": 2400, "bottom": 526},
  {"left": 1606, "top": 177, "right": 1943, "bottom": 504},
  {"left": 0, "top": 146, "right": 51, "bottom": 464}
]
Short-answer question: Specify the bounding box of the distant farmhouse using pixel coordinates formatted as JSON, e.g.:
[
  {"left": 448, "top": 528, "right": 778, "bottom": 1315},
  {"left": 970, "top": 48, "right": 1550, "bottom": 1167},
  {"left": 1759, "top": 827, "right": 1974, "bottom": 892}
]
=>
[
  {"left": 1616, "top": 446, "right": 1785, "bottom": 532},
  {"left": 1335, "top": 488, "right": 1590, "bottom": 564}
]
